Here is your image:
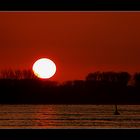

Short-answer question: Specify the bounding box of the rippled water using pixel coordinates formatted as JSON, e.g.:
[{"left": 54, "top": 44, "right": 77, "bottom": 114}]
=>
[{"left": 0, "top": 105, "right": 140, "bottom": 128}]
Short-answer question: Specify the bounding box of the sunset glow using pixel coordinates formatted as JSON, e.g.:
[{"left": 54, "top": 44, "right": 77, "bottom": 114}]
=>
[
  {"left": 32, "top": 58, "right": 56, "bottom": 79},
  {"left": 1, "top": 12, "right": 140, "bottom": 82}
]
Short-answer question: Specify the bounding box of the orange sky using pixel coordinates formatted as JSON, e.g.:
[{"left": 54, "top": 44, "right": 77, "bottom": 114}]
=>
[{"left": 0, "top": 12, "right": 140, "bottom": 82}]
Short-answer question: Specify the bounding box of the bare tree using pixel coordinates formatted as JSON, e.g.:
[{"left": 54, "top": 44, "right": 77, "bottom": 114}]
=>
[
  {"left": 0, "top": 69, "right": 15, "bottom": 79},
  {"left": 0, "top": 69, "right": 37, "bottom": 80}
]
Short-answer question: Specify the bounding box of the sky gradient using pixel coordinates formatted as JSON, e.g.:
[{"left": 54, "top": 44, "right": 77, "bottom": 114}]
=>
[{"left": 0, "top": 12, "right": 140, "bottom": 82}]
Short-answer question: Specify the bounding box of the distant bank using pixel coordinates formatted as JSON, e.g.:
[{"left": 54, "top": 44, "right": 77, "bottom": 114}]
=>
[{"left": 0, "top": 70, "right": 140, "bottom": 104}]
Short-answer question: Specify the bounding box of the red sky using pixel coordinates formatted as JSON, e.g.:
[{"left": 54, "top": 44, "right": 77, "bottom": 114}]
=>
[{"left": 0, "top": 12, "right": 140, "bottom": 82}]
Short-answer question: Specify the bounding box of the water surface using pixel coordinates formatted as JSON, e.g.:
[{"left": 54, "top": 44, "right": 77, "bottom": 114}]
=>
[{"left": 0, "top": 105, "right": 140, "bottom": 128}]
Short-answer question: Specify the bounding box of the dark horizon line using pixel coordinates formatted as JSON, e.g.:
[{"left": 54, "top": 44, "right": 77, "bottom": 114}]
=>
[{"left": 0, "top": 69, "right": 140, "bottom": 85}]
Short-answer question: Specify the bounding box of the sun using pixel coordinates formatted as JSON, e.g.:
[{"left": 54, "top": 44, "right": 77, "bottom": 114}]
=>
[{"left": 32, "top": 58, "right": 56, "bottom": 79}]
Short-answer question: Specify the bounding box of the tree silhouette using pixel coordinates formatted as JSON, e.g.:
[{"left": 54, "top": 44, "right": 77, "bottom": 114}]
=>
[
  {"left": 0, "top": 69, "right": 15, "bottom": 79},
  {"left": 85, "top": 71, "right": 100, "bottom": 82},
  {"left": 0, "top": 69, "right": 37, "bottom": 80},
  {"left": 116, "top": 72, "right": 131, "bottom": 86},
  {"left": 0, "top": 69, "right": 139, "bottom": 104},
  {"left": 22, "top": 69, "right": 37, "bottom": 79},
  {"left": 134, "top": 73, "right": 140, "bottom": 87},
  {"left": 86, "top": 71, "right": 130, "bottom": 85},
  {"left": 85, "top": 71, "right": 131, "bottom": 104}
]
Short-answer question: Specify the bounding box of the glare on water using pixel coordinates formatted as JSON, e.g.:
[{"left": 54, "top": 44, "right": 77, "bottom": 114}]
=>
[{"left": 0, "top": 105, "right": 140, "bottom": 128}]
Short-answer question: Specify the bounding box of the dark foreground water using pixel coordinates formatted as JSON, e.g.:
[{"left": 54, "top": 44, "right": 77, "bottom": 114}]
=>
[{"left": 0, "top": 105, "right": 140, "bottom": 128}]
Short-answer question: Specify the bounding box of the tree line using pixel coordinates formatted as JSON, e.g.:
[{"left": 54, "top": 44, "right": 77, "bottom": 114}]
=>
[
  {"left": 0, "top": 69, "right": 140, "bottom": 104},
  {"left": 0, "top": 69, "right": 37, "bottom": 79},
  {"left": 1, "top": 69, "right": 140, "bottom": 86}
]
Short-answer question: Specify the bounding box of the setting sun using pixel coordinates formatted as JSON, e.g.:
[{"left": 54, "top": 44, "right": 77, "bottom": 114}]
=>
[{"left": 32, "top": 58, "right": 56, "bottom": 79}]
